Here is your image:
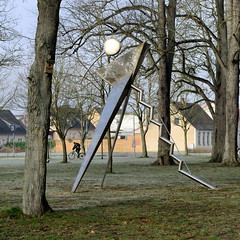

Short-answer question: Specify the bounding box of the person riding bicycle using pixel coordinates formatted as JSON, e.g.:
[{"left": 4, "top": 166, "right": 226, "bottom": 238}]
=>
[{"left": 72, "top": 142, "right": 81, "bottom": 158}]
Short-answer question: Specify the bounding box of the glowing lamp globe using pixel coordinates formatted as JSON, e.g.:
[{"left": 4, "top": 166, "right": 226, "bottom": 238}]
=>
[{"left": 104, "top": 38, "right": 121, "bottom": 56}]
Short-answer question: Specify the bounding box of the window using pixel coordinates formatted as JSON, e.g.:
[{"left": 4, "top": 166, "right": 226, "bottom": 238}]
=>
[
  {"left": 207, "top": 132, "right": 210, "bottom": 146},
  {"left": 202, "top": 132, "right": 205, "bottom": 146},
  {"left": 197, "top": 131, "right": 201, "bottom": 146},
  {"left": 174, "top": 117, "right": 179, "bottom": 125},
  {"left": 198, "top": 131, "right": 213, "bottom": 147},
  {"left": 118, "top": 135, "right": 126, "bottom": 139}
]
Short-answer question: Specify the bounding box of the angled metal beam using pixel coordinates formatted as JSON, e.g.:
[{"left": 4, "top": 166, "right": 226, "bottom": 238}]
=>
[{"left": 72, "top": 75, "right": 132, "bottom": 192}]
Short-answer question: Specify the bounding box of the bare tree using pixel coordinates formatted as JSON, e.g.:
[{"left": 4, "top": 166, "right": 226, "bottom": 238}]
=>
[
  {"left": 171, "top": 99, "right": 201, "bottom": 155},
  {"left": 151, "top": 0, "right": 176, "bottom": 165},
  {"left": 129, "top": 71, "right": 158, "bottom": 158},
  {"left": 222, "top": 0, "right": 239, "bottom": 166},
  {"left": 0, "top": 1, "right": 21, "bottom": 109},
  {"left": 23, "top": 0, "right": 62, "bottom": 216},
  {"left": 74, "top": 98, "right": 96, "bottom": 155},
  {"left": 11, "top": 70, "right": 29, "bottom": 113},
  {"left": 174, "top": 0, "right": 239, "bottom": 165},
  {"left": 172, "top": 0, "right": 226, "bottom": 163},
  {"left": 51, "top": 63, "right": 80, "bottom": 163},
  {"left": 0, "top": 73, "right": 17, "bottom": 110}
]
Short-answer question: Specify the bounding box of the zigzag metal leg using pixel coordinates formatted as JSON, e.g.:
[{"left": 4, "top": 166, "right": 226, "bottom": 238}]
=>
[
  {"left": 150, "top": 119, "right": 162, "bottom": 126},
  {"left": 131, "top": 84, "right": 216, "bottom": 190},
  {"left": 179, "top": 170, "right": 216, "bottom": 189},
  {"left": 160, "top": 136, "right": 174, "bottom": 146}
]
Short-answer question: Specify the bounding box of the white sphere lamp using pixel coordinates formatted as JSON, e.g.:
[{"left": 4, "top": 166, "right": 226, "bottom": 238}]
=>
[{"left": 104, "top": 38, "right": 121, "bottom": 56}]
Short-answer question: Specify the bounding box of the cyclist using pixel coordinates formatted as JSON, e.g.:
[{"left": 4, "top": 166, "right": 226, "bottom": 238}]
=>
[{"left": 72, "top": 142, "right": 81, "bottom": 158}]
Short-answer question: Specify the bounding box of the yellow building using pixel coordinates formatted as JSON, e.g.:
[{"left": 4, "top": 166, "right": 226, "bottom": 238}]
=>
[
  {"left": 52, "top": 103, "right": 214, "bottom": 154},
  {"left": 146, "top": 102, "right": 214, "bottom": 153}
]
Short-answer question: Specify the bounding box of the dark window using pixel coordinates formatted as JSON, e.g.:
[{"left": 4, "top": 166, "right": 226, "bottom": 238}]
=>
[
  {"left": 202, "top": 132, "right": 205, "bottom": 146},
  {"left": 197, "top": 131, "right": 201, "bottom": 146},
  {"left": 174, "top": 117, "right": 179, "bottom": 125}
]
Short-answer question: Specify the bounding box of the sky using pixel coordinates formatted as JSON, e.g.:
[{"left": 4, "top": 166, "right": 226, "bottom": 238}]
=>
[
  {"left": 6, "top": 0, "right": 37, "bottom": 114},
  {"left": 12, "top": 0, "right": 37, "bottom": 39}
]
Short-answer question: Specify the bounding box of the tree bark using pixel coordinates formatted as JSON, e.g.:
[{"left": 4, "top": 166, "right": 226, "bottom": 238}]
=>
[
  {"left": 80, "top": 134, "right": 86, "bottom": 154},
  {"left": 222, "top": 0, "right": 240, "bottom": 166},
  {"left": 139, "top": 119, "right": 148, "bottom": 158},
  {"left": 210, "top": 83, "right": 226, "bottom": 162},
  {"left": 23, "top": 0, "right": 61, "bottom": 216},
  {"left": 60, "top": 137, "right": 68, "bottom": 163},
  {"left": 210, "top": 0, "right": 227, "bottom": 162},
  {"left": 184, "top": 129, "right": 188, "bottom": 155},
  {"left": 154, "top": 0, "right": 176, "bottom": 165}
]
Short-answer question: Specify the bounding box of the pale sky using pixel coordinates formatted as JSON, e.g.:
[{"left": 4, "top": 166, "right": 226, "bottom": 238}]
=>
[
  {"left": 6, "top": 1, "right": 37, "bottom": 114},
  {"left": 12, "top": 0, "right": 37, "bottom": 39}
]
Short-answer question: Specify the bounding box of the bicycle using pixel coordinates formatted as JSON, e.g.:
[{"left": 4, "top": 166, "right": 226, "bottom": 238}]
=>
[{"left": 68, "top": 150, "right": 84, "bottom": 160}]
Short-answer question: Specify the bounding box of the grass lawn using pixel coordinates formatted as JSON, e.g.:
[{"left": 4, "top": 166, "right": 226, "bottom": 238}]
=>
[{"left": 0, "top": 154, "right": 239, "bottom": 240}]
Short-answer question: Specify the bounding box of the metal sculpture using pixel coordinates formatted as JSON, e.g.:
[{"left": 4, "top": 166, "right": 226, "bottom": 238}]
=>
[
  {"left": 72, "top": 42, "right": 150, "bottom": 192},
  {"left": 72, "top": 42, "right": 216, "bottom": 192}
]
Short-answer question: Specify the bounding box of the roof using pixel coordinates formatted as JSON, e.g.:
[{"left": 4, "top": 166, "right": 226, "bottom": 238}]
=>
[
  {"left": 0, "top": 110, "right": 26, "bottom": 135},
  {"left": 71, "top": 119, "right": 95, "bottom": 131},
  {"left": 173, "top": 102, "right": 214, "bottom": 131}
]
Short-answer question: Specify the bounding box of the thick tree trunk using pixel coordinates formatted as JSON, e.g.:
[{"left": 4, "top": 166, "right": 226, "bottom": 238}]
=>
[
  {"left": 210, "top": 0, "right": 227, "bottom": 163},
  {"left": 223, "top": 66, "right": 239, "bottom": 166},
  {"left": 210, "top": 85, "right": 226, "bottom": 162},
  {"left": 156, "top": 64, "right": 172, "bottom": 165},
  {"left": 222, "top": 0, "right": 240, "bottom": 166},
  {"left": 60, "top": 137, "right": 68, "bottom": 163},
  {"left": 23, "top": 0, "right": 61, "bottom": 216},
  {"left": 153, "top": 0, "right": 176, "bottom": 166}
]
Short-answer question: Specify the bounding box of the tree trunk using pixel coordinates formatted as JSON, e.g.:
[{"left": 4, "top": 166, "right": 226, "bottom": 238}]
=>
[
  {"left": 184, "top": 129, "right": 188, "bottom": 155},
  {"left": 210, "top": 84, "right": 226, "bottom": 162},
  {"left": 139, "top": 120, "right": 148, "bottom": 158},
  {"left": 210, "top": 0, "right": 227, "bottom": 162},
  {"left": 80, "top": 136, "right": 86, "bottom": 155},
  {"left": 23, "top": 0, "right": 61, "bottom": 216},
  {"left": 60, "top": 137, "right": 67, "bottom": 163},
  {"left": 153, "top": 0, "right": 176, "bottom": 166},
  {"left": 79, "top": 125, "right": 86, "bottom": 154},
  {"left": 222, "top": 0, "right": 239, "bottom": 166}
]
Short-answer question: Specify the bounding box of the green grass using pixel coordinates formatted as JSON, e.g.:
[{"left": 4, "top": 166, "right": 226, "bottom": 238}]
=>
[{"left": 0, "top": 154, "right": 240, "bottom": 239}]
